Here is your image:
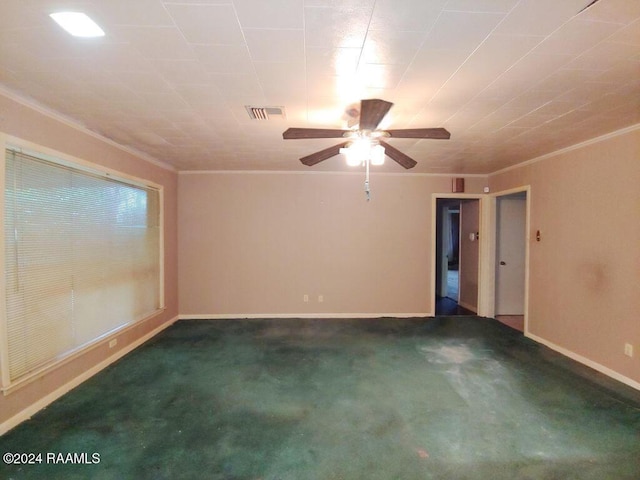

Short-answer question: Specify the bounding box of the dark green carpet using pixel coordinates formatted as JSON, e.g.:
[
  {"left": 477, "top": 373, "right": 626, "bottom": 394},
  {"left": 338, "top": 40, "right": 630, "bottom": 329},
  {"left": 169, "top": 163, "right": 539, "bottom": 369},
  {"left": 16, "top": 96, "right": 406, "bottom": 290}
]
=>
[{"left": 1, "top": 317, "right": 639, "bottom": 479}]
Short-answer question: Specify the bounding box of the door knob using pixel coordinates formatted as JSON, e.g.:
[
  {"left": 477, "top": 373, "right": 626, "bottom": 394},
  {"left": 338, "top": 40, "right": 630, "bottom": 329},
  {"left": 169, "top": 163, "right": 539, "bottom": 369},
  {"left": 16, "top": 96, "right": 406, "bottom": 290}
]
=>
[{"left": 500, "top": 261, "right": 506, "bottom": 265}]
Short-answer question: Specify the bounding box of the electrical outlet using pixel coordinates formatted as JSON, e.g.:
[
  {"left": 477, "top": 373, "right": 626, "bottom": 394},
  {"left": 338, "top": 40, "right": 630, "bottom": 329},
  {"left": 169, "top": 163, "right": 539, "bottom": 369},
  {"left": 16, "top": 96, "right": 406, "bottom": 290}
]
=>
[
  {"left": 318, "top": 294, "right": 323, "bottom": 303},
  {"left": 303, "top": 294, "right": 309, "bottom": 303},
  {"left": 109, "top": 338, "right": 118, "bottom": 348},
  {"left": 624, "top": 343, "right": 633, "bottom": 357}
]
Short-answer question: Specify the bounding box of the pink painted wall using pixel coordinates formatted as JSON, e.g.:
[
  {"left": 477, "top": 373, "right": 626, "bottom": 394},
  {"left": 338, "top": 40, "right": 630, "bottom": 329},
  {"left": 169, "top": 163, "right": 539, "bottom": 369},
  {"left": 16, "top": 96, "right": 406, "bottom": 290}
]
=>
[
  {"left": 178, "top": 173, "right": 486, "bottom": 316},
  {"left": 490, "top": 127, "right": 640, "bottom": 384},
  {"left": 0, "top": 92, "right": 179, "bottom": 427}
]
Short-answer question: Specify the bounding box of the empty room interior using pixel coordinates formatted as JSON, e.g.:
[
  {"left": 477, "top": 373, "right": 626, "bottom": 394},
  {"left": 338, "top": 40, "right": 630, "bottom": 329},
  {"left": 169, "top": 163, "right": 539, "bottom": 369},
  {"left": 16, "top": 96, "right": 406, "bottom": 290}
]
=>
[{"left": 0, "top": 0, "right": 639, "bottom": 478}]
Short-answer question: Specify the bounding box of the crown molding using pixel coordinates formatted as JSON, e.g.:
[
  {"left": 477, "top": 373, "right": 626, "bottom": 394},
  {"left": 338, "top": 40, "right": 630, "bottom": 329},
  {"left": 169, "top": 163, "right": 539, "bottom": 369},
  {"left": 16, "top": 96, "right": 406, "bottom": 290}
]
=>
[
  {"left": 0, "top": 85, "right": 176, "bottom": 173},
  {"left": 489, "top": 123, "right": 640, "bottom": 177}
]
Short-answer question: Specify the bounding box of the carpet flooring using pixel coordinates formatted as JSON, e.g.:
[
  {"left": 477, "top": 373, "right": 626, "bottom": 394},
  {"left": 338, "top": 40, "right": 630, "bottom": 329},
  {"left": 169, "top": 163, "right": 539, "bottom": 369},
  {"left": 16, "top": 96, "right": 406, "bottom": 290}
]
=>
[{"left": 1, "top": 317, "right": 639, "bottom": 480}]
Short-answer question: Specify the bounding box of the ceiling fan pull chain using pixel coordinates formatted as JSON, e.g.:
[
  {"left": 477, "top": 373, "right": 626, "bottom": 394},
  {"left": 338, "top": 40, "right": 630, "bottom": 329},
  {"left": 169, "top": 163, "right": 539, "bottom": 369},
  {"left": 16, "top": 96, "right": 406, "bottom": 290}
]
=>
[{"left": 365, "top": 156, "right": 371, "bottom": 201}]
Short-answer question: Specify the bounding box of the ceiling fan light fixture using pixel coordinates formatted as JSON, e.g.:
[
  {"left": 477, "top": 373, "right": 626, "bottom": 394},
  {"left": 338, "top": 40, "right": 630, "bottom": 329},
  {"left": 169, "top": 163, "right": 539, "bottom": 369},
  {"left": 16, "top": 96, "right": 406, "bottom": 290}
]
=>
[
  {"left": 341, "top": 138, "right": 371, "bottom": 166},
  {"left": 340, "top": 146, "right": 362, "bottom": 166},
  {"left": 370, "top": 144, "right": 385, "bottom": 165},
  {"left": 340, "top": 140, "right": 385, "bottom": 167}
]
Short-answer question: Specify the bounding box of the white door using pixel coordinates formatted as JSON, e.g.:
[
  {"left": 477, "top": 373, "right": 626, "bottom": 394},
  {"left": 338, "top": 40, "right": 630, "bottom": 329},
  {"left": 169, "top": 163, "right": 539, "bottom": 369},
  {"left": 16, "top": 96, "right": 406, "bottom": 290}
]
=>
[{"left": 495, "top": 194, "right": 526, "bottom": 315}]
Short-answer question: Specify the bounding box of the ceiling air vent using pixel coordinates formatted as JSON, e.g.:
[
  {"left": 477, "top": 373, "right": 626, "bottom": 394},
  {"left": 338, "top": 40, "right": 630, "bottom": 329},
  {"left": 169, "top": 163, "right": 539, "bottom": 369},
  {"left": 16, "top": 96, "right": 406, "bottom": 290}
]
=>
[{"left": 245, "top": 106, "right": 286, "bottom": 120}]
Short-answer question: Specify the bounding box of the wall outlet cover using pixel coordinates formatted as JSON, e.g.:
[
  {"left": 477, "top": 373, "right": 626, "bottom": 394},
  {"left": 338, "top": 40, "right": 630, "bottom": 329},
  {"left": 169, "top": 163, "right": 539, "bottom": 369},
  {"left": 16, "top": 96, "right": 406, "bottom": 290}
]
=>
[{"left": 624, "top": 343, "right": 633, "bottom": 357}]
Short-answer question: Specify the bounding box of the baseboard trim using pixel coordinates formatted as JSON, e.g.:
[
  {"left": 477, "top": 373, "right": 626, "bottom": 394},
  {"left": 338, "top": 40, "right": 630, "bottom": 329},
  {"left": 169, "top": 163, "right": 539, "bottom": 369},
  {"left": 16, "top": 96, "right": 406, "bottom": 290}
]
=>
[
  {"left": 0, "top": 316, "right": 178, "bottom": 436},
  {"left": 179, "top": 312, "right": 433, "bottom": 320},
  {"left": 457, "top": 301, "right": 477, "bottom": 313},
  {"left": 526, "top": 332, "right": 640, "bottom": 392}
]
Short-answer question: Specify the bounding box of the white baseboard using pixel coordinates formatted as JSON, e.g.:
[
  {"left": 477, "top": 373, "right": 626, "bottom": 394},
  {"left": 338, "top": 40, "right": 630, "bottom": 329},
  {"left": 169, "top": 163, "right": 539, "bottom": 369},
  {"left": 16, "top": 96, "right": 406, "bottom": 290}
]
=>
[
  {"left": 179, "top": 312, "right": 432, "bottom": 320},
  {"left": 457, "top": 300, "right": 477, "bottom": 313},
  {"left": 0, "top": 316, "right": 178, "bottom": 436},
  {"left": 526, "top": 332, "right": 640, "bottom": 392}
]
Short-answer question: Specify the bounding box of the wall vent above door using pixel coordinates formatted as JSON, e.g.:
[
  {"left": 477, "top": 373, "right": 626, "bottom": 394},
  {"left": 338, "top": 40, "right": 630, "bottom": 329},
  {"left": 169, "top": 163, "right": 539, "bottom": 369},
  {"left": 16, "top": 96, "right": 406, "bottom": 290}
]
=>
[{"left": 245, "top": 106, "right": 286, "bottom": 120}]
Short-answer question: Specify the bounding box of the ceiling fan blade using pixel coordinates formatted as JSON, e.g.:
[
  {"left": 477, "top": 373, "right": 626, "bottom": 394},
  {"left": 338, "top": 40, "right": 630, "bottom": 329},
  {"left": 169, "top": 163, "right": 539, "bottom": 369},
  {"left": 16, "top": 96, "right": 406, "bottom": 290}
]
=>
[
  {"left": 359, "top": 99, "right": 393, "bottom": 130},
  {"left": 379, "top": 140, "right": 417, "bottom": 169},
  {"left": 385, "top": 128, "right": 451, "bottom": 139},
  {"left": 300, "top": 142, "right": 349, "bottom": 166},
  {"left": 283, "top": 128, "right": 350, "bottom": 139}
]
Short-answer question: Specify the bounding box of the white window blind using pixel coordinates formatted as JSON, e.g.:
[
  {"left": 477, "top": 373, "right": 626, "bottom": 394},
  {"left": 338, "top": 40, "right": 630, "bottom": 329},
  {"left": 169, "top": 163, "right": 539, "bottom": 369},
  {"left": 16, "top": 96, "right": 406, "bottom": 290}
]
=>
[{"left": 3, "top": 148, "right": 161, "bottom": 385}]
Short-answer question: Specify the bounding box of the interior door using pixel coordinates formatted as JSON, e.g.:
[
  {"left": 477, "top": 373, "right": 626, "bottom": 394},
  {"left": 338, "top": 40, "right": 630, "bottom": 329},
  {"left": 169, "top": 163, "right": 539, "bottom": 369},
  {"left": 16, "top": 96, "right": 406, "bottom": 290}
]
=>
[
  {"left": 458, "top": 199, "right": 479, "bottom": 312},
  {"left": 495, "top": 194, "right": 526, "bottom": 315}
]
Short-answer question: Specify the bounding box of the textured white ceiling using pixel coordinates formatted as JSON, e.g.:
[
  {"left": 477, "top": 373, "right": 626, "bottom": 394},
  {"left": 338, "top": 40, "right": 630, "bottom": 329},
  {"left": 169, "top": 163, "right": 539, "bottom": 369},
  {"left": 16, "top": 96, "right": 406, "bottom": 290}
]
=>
[{"left": 0, "top": 0, "right": 638, "bottom": 173}]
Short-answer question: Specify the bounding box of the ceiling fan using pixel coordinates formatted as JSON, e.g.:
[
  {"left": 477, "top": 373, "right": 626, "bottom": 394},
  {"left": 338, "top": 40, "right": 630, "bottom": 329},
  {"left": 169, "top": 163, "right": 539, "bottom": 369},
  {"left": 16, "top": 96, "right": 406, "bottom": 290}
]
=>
[{"left": 282, "top": 99, "right": 451, "bottom": 170}]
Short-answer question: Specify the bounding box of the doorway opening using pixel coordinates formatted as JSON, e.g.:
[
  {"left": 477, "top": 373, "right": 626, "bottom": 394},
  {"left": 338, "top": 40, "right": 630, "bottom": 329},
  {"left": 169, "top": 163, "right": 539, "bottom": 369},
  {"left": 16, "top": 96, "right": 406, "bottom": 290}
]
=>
[
  {"left": 494, "top": 190, "right": 528, "bottom": 332},
  {"left": 435, "top": 197, "right": 480, "bottom": 316}
]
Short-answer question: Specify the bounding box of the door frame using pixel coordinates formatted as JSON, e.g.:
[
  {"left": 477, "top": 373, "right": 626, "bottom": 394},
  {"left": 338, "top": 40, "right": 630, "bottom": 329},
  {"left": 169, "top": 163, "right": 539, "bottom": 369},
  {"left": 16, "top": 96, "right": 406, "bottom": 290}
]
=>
[
  {"left": 430, "top": 193, "right": 487, "bottom": 316},
  {"left": 486, "top": 186, "right": 531, "bottom": 332}
]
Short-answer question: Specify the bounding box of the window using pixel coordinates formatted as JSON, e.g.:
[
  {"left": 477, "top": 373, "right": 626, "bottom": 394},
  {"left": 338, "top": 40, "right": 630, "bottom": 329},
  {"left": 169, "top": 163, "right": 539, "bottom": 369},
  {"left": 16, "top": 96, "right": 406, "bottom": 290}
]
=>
[{"left": 1, "top": 147, "right": 162, "bottom": 389}]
